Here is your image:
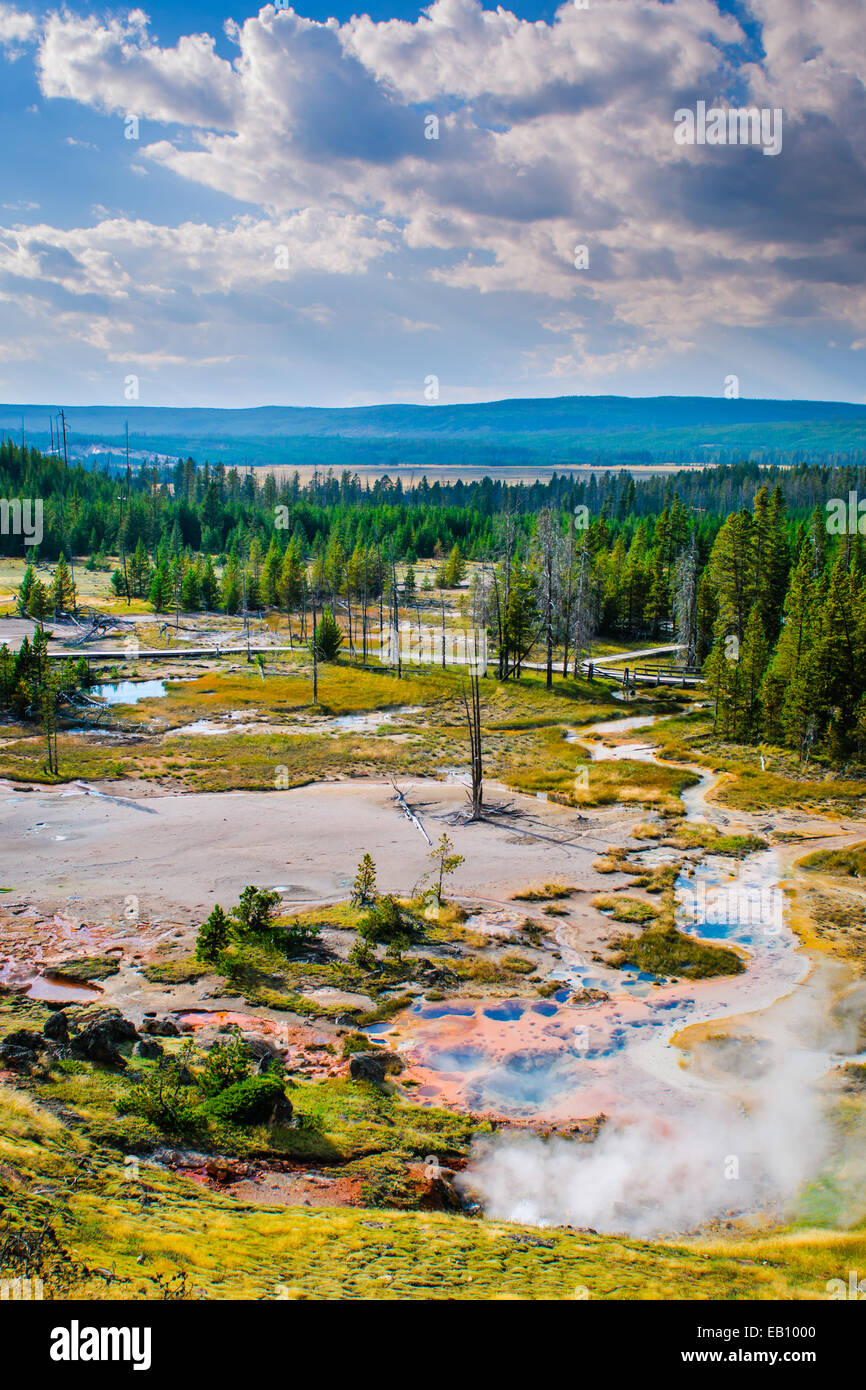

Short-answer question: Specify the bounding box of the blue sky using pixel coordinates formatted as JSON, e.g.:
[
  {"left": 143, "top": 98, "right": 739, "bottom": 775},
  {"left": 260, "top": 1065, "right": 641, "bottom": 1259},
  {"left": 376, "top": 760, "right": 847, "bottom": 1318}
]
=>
[{"left": 0, "top": 0, "right": 864, "bottom": 410}]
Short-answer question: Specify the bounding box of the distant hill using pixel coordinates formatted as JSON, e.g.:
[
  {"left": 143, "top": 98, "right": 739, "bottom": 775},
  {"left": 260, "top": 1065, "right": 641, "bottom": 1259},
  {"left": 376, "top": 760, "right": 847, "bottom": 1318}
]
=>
[{"left": 2, "top": 395, "right": 865, "bottom": 470}]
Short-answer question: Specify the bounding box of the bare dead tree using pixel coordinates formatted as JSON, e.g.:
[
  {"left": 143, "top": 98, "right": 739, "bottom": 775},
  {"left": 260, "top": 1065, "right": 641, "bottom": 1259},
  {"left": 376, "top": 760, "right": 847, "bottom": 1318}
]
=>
[
  {"left": 461, "top": 670, "right": 484, "bottom": 820},
  {"left": 535, "top": 508, "right": 560, "bottom": 689},
  {"left": 571, "top": 537, "right": 596, "bottom": 678},
  {"left": 673, "top": 530, "right": 698, "bottom": 669}
]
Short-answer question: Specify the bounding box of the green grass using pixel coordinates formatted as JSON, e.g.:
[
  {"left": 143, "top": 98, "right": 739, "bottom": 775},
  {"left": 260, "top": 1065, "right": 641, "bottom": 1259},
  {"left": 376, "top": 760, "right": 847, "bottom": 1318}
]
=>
[
  {"left": 592, "top": 895, "right": 658, "bottom": 925},
  {"left": 798, "top": 843, "right": 866, "bottom": 878},
  {"left": 513, "top": 882, "right": 576, "bottom": 902},
  {"left": 2, "top": 1079, "right": 865, "bottom": 1300},
  {"left": 608, "top": 926, "right": 745, "bottom": 980},
  {"left": 51, "top": 955, "right": 120, "bottom": 981},
  {"left": 140, "top": 958, "right": 212, "bottom": 985}
]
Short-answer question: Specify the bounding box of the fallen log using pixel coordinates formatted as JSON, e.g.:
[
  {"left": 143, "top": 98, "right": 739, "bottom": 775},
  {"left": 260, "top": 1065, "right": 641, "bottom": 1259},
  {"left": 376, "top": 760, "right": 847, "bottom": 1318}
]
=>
[{"left": 389, "top": 780, "right": 431, "bottom": 844}]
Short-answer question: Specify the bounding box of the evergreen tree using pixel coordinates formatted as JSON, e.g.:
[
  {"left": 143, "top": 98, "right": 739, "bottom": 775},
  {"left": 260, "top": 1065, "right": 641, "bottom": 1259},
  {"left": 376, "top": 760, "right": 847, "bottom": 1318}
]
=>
[
  {"left": 351, "top": 853, "right": 377, "bottom": 907},
  {"left": 196, "top": 905, "right": 231, "bottom": 961},
  {"left": 200, "top": 555, "right": 219, "bottom": 610},
  {"left": 220, "top": 557, "right": 242, "bottom": 614},
  {"left": 16, "top": 564, "right": 35, "bottom": 616},
  {"left": 180, "top": 562, "right": 201, "bottom": 611},
  {"left": 735, "top": 605, "right": 771, "bottom": 742},
  {"left": 311, "top": 607, "right": 343, "bottom": 661},
  {"left": 149, "top": 560, "right": 173, "bottom": 613},
  {"left": 51, "top": 553, "right": 77, "bottom": 615},
  {"left": 27, "top": 578, "right": 52, "bottom": 628},
  {"left": 261, "top": 537, "right": 281, "bottom": 607}
]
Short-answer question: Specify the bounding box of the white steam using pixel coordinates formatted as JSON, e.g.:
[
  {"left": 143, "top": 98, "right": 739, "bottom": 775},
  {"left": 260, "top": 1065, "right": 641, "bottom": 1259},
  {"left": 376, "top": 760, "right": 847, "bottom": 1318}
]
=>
[{"left": 461, "top": 976, "right": 866, "bottom": 1237}]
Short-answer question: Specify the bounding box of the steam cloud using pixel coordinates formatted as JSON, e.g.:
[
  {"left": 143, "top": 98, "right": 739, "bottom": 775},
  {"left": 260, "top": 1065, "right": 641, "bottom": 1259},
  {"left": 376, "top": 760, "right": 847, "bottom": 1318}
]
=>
[{"left": 461, "top": 977, "right": 866, "bottom": 1237}]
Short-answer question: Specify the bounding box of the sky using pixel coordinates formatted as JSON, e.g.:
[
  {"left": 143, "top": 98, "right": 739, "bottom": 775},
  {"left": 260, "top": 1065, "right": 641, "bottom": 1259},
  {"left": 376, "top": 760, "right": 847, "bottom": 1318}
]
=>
[{"left": 0, "top": 0, "right": 863, "bottom": 409}]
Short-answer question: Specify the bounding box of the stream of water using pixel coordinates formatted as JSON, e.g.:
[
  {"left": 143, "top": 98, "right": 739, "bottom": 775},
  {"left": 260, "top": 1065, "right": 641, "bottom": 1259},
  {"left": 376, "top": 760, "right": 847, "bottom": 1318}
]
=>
[{"left": 376, "top": 712, "right": 828, "bottom": 1123}]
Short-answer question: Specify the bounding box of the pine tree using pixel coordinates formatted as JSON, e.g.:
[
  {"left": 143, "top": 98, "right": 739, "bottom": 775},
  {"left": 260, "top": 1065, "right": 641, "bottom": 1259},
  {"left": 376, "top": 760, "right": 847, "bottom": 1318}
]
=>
[
  {"left": 196, "top": 905, "right": 231, "bottom": 962},
  {"left": 130, "top": 537, "right": 152, "bottom": 599},
  {"left": 200, "top": 555, "right": 219, "bottom": 610},
  {"left": 51, "top": 553, "right": 77, "bottom": 615},
  {"left": 149, "top": 560, "right": 172, "bottom": 613},
  {"left": 736, "top": 606, "right": 771, "bottom": 742},
  {"left": 311, "top": 607, "right": 343, "bottom": 661},
  {"left": 180, "top": 562, "right": 201, "bottom": 611},
  {"left": 27, "top": 579, "right": 52, "bottom": 628},
  {"left": 16, "top": 564, "right": 35, "bottom": 616},
  {"left": 351, "top": 853, "right": 377, "bottom": 907},
  {"left": 813, "top": 557, "right": 864, "bottom": 759},
  {"left": 220, "top": 557, "right": 242, "bottom": 614},
  {"left": 752, "top": 485, "right": 789, "bottom": 641},
  {"left": 261, "top": 537, "right": 281, "bottom": 607},
  {"left": 707, "top": 510, "right": 754, "bottom": 643},
  {"left": 278, "top": 536, "right": 306, "bottom": 611},
  {"left": 761, "top": 540, "right": 818, "bottom": 746},
  {"left": 445, "top": 544, "right": 466, "bottom": 587}
]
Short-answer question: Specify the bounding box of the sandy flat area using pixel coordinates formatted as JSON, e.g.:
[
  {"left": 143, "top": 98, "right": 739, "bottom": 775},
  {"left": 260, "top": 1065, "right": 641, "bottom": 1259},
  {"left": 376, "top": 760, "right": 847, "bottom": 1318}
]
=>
[{"left": 0, "top": 777, "right": 621, "bottom": 924}]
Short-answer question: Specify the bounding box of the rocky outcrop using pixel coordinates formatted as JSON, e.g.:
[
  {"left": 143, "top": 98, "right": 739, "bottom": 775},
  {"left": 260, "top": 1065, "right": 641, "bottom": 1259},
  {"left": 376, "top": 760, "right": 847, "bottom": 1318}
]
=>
[
  {"left": 68, "top": 1012, "right": 139, "bottom": 1068},
  {"left": 43, "top": 1011, "right": 70, "bottom": 1043},
  {"left": 140, "top": 1016, "right": 181, "bottom": 1037},
  {"left": 348, "top": 1049, "right": 404, "bottom": 1086}
]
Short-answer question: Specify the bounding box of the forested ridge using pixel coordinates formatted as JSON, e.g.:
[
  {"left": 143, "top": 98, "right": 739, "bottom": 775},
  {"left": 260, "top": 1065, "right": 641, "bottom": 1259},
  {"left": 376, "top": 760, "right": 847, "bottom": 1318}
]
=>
[{"left": 3, "top": 440, "right": 866, "bottom": 763}]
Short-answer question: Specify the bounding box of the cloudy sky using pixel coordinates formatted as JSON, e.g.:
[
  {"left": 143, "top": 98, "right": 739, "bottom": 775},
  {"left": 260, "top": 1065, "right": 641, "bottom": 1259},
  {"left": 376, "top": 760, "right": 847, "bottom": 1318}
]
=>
[{"left": 0, "top": 0, "right": 863, "bottom": 409}]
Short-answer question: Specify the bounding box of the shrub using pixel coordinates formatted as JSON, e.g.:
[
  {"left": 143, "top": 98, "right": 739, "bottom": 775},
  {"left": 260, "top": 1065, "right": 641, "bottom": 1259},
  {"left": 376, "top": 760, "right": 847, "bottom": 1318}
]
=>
[
  {"left": 233, "top": 886, "right": 281, "bottom": 938},
  {"left": 277, "top": 918, "right": 322, "bottom": 953},
  {"left": 359, "top": 895, "right": 414, "bottom": 945},
  {"left": 348, "top": 938, "right": 378, "bottom": 970},
  {"left": 119, "top": 1046, "right": 200, "bottom": 1134},
  {"left": 204, "top": 1074, "right": 288, "bottom": 1126},
  {"left": 198, "top": 1038, "right": 253, "bottom": 1097}
]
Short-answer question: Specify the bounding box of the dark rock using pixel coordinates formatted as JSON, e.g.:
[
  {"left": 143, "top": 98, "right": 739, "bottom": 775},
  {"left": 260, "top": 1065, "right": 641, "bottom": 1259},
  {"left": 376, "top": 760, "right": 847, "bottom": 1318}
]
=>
[
  {"left": 77, "top": 1010, "right": 139, "bottom": 1045},
  {"left": 270, "top": 1092, "right": 294, "bottom": 1123},
  {"left": 426, "top": 1172, "right": 464, "bottom": 1212},
  {"left": 69, "top": 1022, "right": 127, "bottom": 1068},
  {"left": 0, "top": 1043, "right": 39, "bottom": 1071},
  {"left": 43, "top": 1011, "right": 70, "bottom": 1043},
  {"left": 132, "top": 1038, "right": 163, "bottom": 1060},
  {"left": 348, "top": 1049, "right": 404, "bottom": 1086},
  {"left": 4, "top": 1029, "right": 46, "bottom": 1052},
  {"left": 140, "top": 1018, "right": 180, "bottom": 1037}
]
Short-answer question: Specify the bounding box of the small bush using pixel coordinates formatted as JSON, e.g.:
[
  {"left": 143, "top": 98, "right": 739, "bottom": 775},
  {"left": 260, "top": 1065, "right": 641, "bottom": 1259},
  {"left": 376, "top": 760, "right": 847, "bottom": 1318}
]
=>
[
  {"left": 198, "top": 1038, "right": 253, "bottom": 1097},
  {"left": 342, "top": 1032, "right": 372, "bottom": 1057},
  {"left": 233, "top": 886, "right": 281, "bottom": 938},
  {"left": 359, "top": 895, "right": 414, "bottom": 945},
  {"left": 204, "top": 1074, "right": 288, "bottom": 1126}
]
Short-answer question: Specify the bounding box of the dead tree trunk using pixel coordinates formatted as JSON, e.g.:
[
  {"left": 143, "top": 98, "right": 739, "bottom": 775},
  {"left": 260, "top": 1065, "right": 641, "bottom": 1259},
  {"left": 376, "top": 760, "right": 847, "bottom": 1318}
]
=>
[{"left": 461, "top": 671, "right": 484, "bottom": 820}]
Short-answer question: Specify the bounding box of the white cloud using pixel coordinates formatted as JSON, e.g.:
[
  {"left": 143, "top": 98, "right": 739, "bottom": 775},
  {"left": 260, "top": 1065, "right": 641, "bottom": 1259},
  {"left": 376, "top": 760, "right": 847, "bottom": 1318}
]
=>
[
  {"left": 0, "top": 6, "right": 35, "bottom": 49},
  {"left": 3, "top": 0, "right": 865, "bottom": 397}
]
